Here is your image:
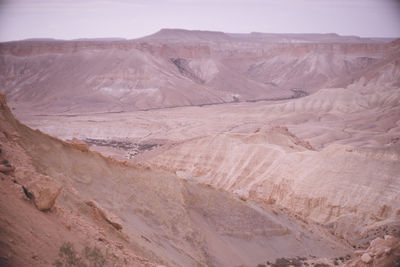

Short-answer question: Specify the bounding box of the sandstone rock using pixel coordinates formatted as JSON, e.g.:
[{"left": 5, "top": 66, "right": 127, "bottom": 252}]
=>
[
  {"left": 361, "top": 253, "right": 372, "bottom": 263},
  {"left": 24, "top": 175, "right": 62, "bottom": 211},
  {"left": 69, "top": 138, "right": 89, "bottom": 152},
  {"left": 85, "top": 200, "right": 123, "bottom": 230}
]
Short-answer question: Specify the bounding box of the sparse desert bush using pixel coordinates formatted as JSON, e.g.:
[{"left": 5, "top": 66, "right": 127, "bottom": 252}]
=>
[
  {"left": 271, "top": 258, "right": 291, "bottom": 267},
  {"left": 53, "top": 242, "right": 108, "bottom": 267},
  {"left": 53, "top": 242, "right": 85, "bottom": 267},
  {"left": 82, "top": 246, "right": 107, "bottom": 267},
  {"left": 271, "top": 257, "right": 302, "bottom": 267}
]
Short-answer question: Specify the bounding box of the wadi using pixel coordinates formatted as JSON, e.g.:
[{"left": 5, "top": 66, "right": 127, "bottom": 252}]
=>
[{"left": 0, "top": 29, "right": 399, "bottom": 267}]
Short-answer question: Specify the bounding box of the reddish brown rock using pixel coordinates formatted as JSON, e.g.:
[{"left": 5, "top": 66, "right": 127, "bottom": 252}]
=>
[{"left": 24, "top": 175, "right": 62, "bottom": 211}]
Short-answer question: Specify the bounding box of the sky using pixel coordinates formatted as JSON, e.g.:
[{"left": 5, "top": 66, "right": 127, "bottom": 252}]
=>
[{"left": 0, "top": 0, "right": 399, "bottom": 41}]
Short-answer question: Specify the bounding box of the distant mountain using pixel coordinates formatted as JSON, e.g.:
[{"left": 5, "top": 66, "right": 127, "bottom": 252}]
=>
[
  {"left": 0, "top": 29, "right": 397, "bottom": 114},
  {"left": 229, "top": 32, "right": 394, "bottom": 43},
  {"left": 138, "top": 28, "right": 395, "bottom": 44},
  {"left": 72, "top": 37, "right": 127, "bottom": 41},
  {"left": 137, "top": 28, "right": 234, "bottom": 43}
]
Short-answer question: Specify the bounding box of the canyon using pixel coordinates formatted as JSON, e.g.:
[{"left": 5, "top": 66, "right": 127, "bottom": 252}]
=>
[{"left": 0, "top": 29, "right": 399, "bottom": 266}]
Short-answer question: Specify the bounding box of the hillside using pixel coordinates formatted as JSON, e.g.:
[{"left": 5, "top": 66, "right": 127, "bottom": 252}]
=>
[
  {"left": 0, "top": 30, "right": 393, "bottom": 114},
  {"left": 0, "top": 94, "right": 355, "bottom": 266}
]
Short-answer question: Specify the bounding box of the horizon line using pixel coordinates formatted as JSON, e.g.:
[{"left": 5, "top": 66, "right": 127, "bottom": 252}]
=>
[{"left": 1, "top": 28, "right": 399, "bottom": 43}]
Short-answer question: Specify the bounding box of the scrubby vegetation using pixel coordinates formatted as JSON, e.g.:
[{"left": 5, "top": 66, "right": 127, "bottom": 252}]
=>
[
  {"left": 271, "top": 257, "right": 302, "bottom": 267},
  {"left": 53, "top": 242, "right": 108, "bottom": 267},
  {"left": 257, "top": 256, "right": 349, "bottom": 267}
]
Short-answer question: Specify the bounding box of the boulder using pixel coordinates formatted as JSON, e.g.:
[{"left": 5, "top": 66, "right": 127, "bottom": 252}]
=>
[
  {"left": 69, "top": 138, "right": 89, "bottom": 152},
  {"left": 347, "top": 235, "right": 400, "bottom": 266},
  {"left": 361, "top": 253, "right": 372, "bottom": 263},
  {"left": 85, "top": 200, "right": 123, "bottom": 230},
  {"left": 24, "top": 175, "right": 62, "bottom": 211}
]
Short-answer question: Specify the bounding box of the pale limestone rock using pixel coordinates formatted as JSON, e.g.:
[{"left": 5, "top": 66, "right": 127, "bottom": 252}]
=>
[
  {"left": 24, "top": 175, "right": 62, "bottom": 211},
  {"left": 354, "top": 250, "right": 365, "bottom": 256},
  {"left": 361, "top": 253, "right": 372, "bottom": 263},
  {"left": 370, "top": 237, "right": 384, "bottom": 247}
]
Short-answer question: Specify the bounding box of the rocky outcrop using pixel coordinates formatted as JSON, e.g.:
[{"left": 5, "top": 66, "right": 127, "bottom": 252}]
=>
[
  {"left": 23, "top": 175, "right": 62, "bottom": 211},
  {"left": 68, "top": 138, "right": 90, "bottom": 152},
  {"left": 148, "top": 129, "right": 400, "bottom": 247},
  {"left": 85, "top": 200, "right": 123, "bottom": 230},
  {"left": 347, "top": 235, "right": 400, "bottom": 266}
]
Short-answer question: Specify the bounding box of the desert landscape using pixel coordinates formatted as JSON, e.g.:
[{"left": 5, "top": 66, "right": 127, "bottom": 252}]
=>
[{"left": 0, "top": 27, "right": 400, "bottom": 267}]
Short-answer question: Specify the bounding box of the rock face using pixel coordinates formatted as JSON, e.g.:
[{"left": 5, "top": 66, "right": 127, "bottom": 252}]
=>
[
  {"left": 24, "top": 175, "right": 62, "bottom": 211},
  {"left": 148, "top": 128, "right": 400, "bottom": 247}
]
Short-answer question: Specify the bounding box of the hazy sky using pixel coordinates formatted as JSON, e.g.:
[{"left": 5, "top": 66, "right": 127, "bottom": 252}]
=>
[{"left": 0, "top": 0, "right": 399, "bottom": 41}]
